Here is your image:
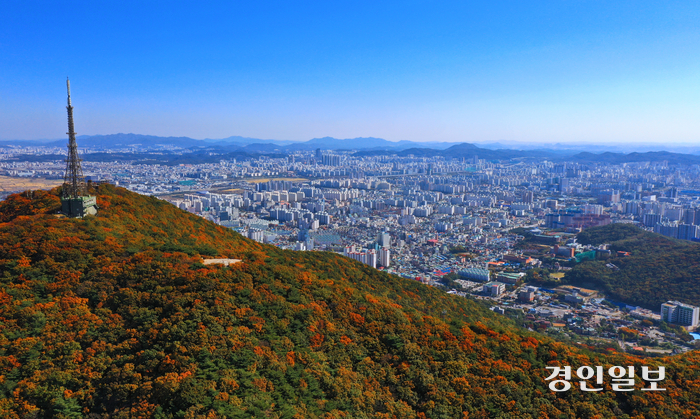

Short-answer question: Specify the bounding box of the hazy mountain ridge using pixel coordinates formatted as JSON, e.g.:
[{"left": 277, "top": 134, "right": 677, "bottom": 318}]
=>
[
  {"left": 4, "top": 134, "right": 700, "bottom": 164},
  {"left": 358, "top": 145, "right": 700, "bottom": 163},
  {"left": 571, "top": 151, "right": 700, "bottom": 165},
  {"left": 0, "top": 134, "right": 455, "bottom": 152},
  {"left": 355, "top": 143, "right": 564, "bottom": 160}
]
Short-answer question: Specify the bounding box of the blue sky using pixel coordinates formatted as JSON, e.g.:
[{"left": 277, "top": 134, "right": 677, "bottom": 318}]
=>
[{"left": 2, "top": 1, "right": 700, "bottom": 143}]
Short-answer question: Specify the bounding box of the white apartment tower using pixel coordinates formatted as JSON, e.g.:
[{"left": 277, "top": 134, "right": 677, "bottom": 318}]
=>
[
  {"left": 662, "top": 301, "right": 700, "bottom": 327},
  {"left": 379, "top": 247, "right": 390, "bottom": 268}
]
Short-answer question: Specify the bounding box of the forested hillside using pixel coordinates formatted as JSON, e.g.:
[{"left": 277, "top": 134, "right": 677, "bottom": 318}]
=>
[
  {"left": 1, "top": 185, "right": 699, "bottom": 418},
  {"left": 565, "top": 223, "right": 700, "bottom": 309}
]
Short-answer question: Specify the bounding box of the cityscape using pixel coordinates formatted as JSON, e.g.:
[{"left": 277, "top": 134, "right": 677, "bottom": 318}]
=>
[{"left": 3, "top": 134, "right": 700, "bottom": 357}]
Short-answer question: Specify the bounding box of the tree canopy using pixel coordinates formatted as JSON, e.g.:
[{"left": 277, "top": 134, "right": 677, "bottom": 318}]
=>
[{"left": 566, "top": 223, "right": 700, "bottom": 309}]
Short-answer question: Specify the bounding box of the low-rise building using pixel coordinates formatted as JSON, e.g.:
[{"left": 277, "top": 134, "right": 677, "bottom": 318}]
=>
[
  {"left": 458, "top": 267, "right": 490, "bottom": 282},
  {"left": 496, "top": 272, "right": 526, "bottom": 284},
  {"left": 483, "top": 282, "right": 505, "bottom": 297},
  {"left": 519, "top": 286, "right": 537, "bottom": 302}
]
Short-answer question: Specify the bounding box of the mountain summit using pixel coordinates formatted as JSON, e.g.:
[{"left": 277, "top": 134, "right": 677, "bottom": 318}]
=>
[{"left": 0, "top": 185, "right": 698, "bottom": 418}]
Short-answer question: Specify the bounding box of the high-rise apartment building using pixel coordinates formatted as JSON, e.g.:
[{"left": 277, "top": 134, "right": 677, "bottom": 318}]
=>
[
  {"left": 379, "top": 247, "right": 390, "bottom": 268},
  {"left": 378, "top": 232, "right": 391, "bottom": 248},
  {"left": 661, "top": 301, "right": 700, "bottom": 327}
]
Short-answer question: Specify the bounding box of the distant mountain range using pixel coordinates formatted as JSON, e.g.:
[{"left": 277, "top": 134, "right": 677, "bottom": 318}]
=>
[
  {"left": 0, "top": 134, "right": 459, "bottom": 152},
  {"left": 355, "top": 143, "right": 563, "bottom": 160},
  {"left": 3, "top": 133, "right": 700, "bottom": 164},
  {"left": 359, "top": 144, "right": 700, "bottom": 164},
  {"left": 569, "top": 151, "right": 700, "bottom": 165}
]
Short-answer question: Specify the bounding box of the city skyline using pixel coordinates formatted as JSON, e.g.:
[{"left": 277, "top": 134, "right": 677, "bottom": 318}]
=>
[{"left": 2, "top": 2, "right": 700, "bottom": 144}]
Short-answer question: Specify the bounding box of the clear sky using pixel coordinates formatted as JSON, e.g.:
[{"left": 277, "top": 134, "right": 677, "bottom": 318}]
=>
[{"left": 2, "top": 1, "right": 700, "bottom": 144}]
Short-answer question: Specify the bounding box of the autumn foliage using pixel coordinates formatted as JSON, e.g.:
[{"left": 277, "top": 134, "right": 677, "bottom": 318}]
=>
[{"left": 0, "top": 185, "right": 699, "bottom": 418}]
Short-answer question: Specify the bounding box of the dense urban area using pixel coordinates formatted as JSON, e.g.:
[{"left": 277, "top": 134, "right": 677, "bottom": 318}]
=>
[{"left": 3, "top": 143, "right": 700, "bottom": 357}]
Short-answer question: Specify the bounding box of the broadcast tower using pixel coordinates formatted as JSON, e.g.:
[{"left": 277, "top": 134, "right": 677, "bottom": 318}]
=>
[{"left": 61, "top": 78, "right": 97, "bottom": 218}]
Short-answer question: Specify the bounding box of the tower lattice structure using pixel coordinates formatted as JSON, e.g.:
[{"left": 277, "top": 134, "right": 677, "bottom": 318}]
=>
[
  {"left": 63, "top": 78, "right": 87, "bottom": 198},
  {"left": 60, "top": 79, "right": 97, "bottom": 218}
]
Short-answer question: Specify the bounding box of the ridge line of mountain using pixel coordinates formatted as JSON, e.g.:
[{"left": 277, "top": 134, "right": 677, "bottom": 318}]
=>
[{"left": 3, "top": 133, "right": 700, "bottom": 163}]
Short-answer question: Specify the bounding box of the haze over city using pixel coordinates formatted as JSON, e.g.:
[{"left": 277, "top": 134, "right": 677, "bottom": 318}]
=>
[{"left": 2, "top": 1, "right": 700, "bottom": 145}]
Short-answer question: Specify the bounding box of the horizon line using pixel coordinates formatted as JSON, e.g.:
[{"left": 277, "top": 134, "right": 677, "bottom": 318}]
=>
[{"left": 2, "top": 133, "right": 700, "bottom": 148}]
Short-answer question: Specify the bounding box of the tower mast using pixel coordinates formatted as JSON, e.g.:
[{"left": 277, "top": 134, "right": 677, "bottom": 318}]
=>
[
  {"left": 63, "top": 78, "right": 86, "bottom": 198},
  {"left": 61, "top": 78, "right": 97, "bottom": 217}
]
